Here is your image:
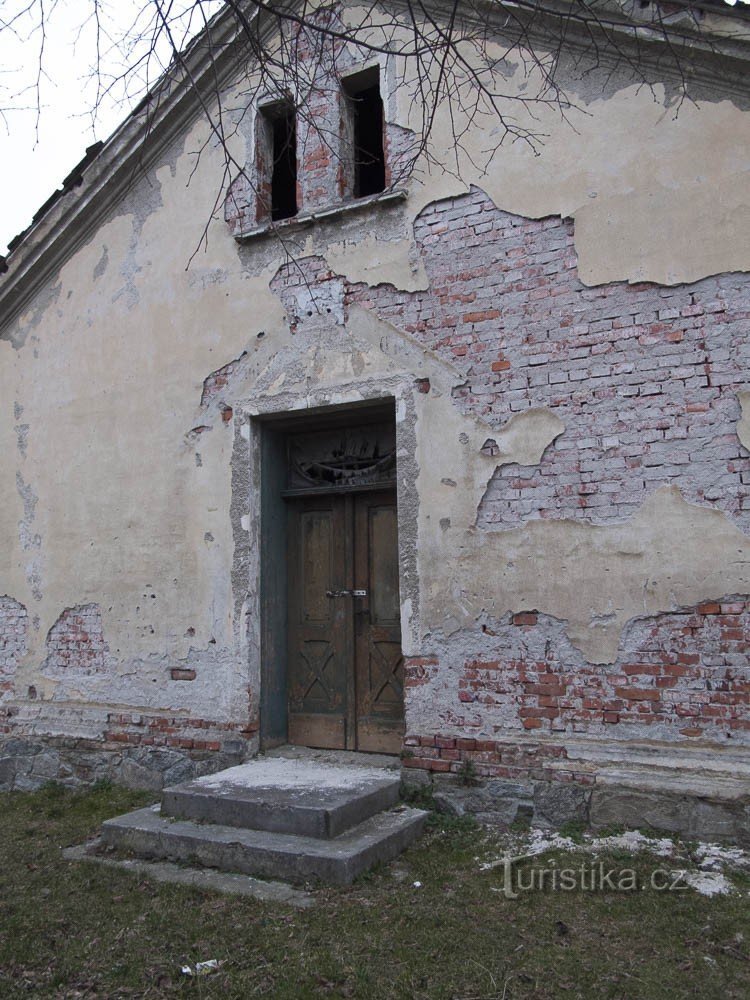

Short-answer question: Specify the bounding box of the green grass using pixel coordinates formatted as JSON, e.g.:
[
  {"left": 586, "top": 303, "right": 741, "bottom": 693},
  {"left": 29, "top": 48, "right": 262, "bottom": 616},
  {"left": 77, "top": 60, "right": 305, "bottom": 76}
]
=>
[{"left": 0, "top": 784, "right": 748, "bottom": 998}]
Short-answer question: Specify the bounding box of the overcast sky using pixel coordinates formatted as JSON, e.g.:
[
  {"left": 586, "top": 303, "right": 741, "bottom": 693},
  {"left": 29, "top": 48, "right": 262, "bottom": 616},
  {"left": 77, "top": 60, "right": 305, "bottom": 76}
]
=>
[
  {"left": 0, "top": 1, "right": 221, "bottom": 256},
  {"left": 0, "top": 0, "right": 747, "bottom": 258}
]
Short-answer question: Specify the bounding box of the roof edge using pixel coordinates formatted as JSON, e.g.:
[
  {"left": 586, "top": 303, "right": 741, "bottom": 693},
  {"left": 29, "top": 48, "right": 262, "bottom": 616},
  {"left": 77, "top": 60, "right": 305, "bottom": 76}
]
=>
[
  {"left": 0, "top": 2, "right": 250, "bottom": 335},
  {"left": 1, "top": 0, "right": 749, "bottom": 337}
]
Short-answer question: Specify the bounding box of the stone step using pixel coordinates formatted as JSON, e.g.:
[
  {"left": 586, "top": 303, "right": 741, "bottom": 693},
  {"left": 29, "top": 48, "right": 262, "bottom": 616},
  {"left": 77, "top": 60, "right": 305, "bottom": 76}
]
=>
[
  {"left": 101, "top": 803, "right": 428, "bottom": 886},
  {"left": 161, "top": 758, "right": 401, "bottom": 839}
]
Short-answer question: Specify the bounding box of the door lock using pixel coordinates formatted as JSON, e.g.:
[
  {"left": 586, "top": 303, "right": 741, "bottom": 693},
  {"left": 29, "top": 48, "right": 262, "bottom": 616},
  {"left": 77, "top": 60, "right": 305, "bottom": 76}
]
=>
[{"left": 326, "top": 589, "right": 368, "bottom": 598}]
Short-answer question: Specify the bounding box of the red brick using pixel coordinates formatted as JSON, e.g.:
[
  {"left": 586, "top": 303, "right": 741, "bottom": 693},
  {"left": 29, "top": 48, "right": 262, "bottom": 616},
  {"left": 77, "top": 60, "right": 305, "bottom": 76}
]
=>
[
  {"left": 401, "top": 757, "right": 432, "bottom": 770},
  {"left": 427, "top": 759, "right": 453, "bottom": 772},
  {"left": 721, "top": 602, "right": 746, "bottom": 615},
  {"left": 463, "top": 309, "right": 500, "bottom": 323},
  {"left": 170, "top": 668, "right": 196, "bottom": 681},
  {"left": 696, "top": 602, "right": 721, "bottom": 615},
  {"left": 614, "top": 687, "right": 660, "bottom": 702}
]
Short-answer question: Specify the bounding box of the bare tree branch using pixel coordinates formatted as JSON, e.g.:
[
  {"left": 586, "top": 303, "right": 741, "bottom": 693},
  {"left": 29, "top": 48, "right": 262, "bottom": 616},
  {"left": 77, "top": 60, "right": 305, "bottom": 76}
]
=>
[{"left": 1, "top": 0, "right": 749, "bottom": 260}]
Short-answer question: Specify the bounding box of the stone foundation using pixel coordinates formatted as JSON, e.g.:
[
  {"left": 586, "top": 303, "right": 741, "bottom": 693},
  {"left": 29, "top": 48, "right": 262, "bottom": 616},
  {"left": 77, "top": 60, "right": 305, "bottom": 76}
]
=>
[
  {"left": 0, "top": 735, "right": 249, "bottom": 793},
  {"left": 402, "top": 737, "right": 750, "bottom": 846}
]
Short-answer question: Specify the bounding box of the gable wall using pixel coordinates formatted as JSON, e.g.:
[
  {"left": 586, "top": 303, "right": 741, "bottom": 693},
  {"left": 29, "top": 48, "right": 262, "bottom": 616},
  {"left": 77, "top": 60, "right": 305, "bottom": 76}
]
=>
[{"left": 0, "top": 3, "right": 749, "bottom": 796}]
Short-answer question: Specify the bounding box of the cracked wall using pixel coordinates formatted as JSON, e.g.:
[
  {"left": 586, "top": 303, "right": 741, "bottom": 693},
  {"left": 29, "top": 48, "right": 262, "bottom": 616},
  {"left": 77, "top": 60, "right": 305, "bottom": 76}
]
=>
[
  {"left": 0, "top": 596, "right": 28, "bottom": 706},
  {"left": 0, "top": 112, "right": 272, "bottom": 759},
  {"left": 1, "top": 2, "right": 749, "bottom": 784}
]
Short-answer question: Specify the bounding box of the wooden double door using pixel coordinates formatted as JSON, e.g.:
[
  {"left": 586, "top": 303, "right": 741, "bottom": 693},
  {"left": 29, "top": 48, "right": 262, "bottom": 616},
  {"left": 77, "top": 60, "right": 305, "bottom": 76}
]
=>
[{"left": 287, "top": 489, "right": 405, "bottom": 753}]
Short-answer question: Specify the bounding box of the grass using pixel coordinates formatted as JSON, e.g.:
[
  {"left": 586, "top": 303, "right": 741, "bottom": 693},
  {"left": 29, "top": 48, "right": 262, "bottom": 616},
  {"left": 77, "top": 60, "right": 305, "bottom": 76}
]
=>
[{"left": 0, "top": 784, "right": 748, "bottom": 998}]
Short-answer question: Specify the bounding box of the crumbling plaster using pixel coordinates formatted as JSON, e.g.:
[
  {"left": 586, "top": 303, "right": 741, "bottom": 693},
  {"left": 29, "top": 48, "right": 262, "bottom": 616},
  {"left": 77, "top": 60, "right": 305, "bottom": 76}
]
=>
[
  {"left": 2, "top": 5, "right": 750, "bottom": 748},
  {"left": 338, "top": 309, "right": 750, "bottom": 667},
  {"left": 216, "top": 3, "right": 750, "bottom": 292},
  {"left": 217, "top": 298, "right": 750, "bottom": 671},
  {"left": 398, "top": 84, "right": 750, "bottom": 287},
  {"left": 337, "top": 6, "right": 750, "bottom": 287},
  {"left": 0, "top": 116, "right": 283, "bottom": 728}
]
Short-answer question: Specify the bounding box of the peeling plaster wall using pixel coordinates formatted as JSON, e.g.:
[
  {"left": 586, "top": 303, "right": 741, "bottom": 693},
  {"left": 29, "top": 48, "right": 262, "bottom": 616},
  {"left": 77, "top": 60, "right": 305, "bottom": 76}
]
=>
[
  {"left": 1, "top": 1, "right": 749, "bottom": 787},
  {"left": 0, "top": 115, "right": 277, "bottom": 760}
]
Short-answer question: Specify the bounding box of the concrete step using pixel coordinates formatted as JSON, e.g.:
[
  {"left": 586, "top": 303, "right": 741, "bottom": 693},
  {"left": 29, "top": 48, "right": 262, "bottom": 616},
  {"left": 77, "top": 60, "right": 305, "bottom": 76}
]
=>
[
  {"left": 161, "top": 758, "right": 401, "bottom": 839},
  {"left": 101, "top": 803, "right": 428, "bottom": 886}
]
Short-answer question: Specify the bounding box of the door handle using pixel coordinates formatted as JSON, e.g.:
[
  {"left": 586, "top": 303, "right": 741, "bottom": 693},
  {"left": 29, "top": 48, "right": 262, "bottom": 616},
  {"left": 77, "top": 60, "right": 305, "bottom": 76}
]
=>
[{"left": 326, "top": 589, "right": 368, "bottom": 598}]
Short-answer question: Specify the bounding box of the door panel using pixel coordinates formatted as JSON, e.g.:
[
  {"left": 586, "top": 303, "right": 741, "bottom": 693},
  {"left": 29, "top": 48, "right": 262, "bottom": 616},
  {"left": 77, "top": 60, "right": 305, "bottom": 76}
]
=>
[
  {"left": 287, "top": 497, "right": 350, "bottom": 749},
  {"left": 286, "top": 489, "right": 404, "bottom": 753},
  {"left": 354, "top": 492, "right": 405, "bottom": 753}
]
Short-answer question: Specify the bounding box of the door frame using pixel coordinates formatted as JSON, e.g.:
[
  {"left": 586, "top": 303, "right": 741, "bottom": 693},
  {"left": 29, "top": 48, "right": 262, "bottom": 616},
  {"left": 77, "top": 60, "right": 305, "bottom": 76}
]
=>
[{"left": 252, "top": 394, "right": 415, "bottom": 750}]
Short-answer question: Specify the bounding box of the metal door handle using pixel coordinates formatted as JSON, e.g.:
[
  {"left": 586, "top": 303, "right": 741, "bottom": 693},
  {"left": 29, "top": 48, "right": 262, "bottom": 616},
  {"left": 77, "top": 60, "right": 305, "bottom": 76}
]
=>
[{"left": 326, "top": 589, "right": 368, "bottom": 598}]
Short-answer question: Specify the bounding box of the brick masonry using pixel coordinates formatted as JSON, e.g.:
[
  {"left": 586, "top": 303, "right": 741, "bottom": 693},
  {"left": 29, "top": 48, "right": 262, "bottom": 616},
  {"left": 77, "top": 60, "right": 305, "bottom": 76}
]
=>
[
  {"left": 264, "top": 185, "right": 750, "bottom": 754},
  {"left": 403, "top": 597, "right": 750, "bottom": 772},
  {"left": 42, "top": 604, "right": 109, "bottom": 676},
  {"left": 6, "top": 109, "right": 750, "bottom": 793},
  {"left": 0, "top": 596, "right": 27, "bottom": 701},
  {"left": 223, "top": 9, "right": 414, "bottom": 235},
  {"left": 350, "top": 188, "right": 750, "bottom": 529}
]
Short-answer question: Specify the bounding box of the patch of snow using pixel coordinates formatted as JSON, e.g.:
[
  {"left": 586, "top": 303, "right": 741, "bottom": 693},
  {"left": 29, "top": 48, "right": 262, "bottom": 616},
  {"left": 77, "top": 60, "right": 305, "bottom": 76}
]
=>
[
  {"left": 694, "top": 842, "right": 750, "bottom": 872},
  {"left": 680, "top": 871, "right": 734, "bottom": 897},
  {"left": 526, "top": 829, "right": 578, "bottom": 856},
  {"left": 590, "top": 830, "right": 675, "bottom": 857},
  {"left": 478, "top": 826, "right": 750, "bottom": 897}
]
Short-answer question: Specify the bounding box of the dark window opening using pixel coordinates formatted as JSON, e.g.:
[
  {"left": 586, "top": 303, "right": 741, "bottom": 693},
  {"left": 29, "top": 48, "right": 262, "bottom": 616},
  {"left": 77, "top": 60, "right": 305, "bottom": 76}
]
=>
[
  {"left": 258, "top": 103, "right": 297, "bottom": 223},
  {"left": 343, "top": 69, "right": 385, "bottom": 198},
  {"left": 270, "top": 108, "right": 298, "bottom": 221}
]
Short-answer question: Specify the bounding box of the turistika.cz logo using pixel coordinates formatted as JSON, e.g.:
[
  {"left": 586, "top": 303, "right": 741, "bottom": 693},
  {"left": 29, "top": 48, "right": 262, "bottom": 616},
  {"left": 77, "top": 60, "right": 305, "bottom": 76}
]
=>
[{"left": 498, "top": 857, "right": 690, "bottom": 898}]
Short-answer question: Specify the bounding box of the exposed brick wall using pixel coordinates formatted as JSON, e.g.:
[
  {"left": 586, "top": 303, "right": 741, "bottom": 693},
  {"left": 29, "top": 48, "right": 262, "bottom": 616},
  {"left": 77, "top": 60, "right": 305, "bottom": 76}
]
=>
[
  {"left": 201, "top": 351, "right": 248, "bottom": 406},
  {"left": 252, "top": 190, "right": 750, "bottom": 749},
  {"left": 348, "top": 188, "right": 750, "bottom": 529},
  {"left": 43, "top": 604, "right": 108, "bottom": 676},
  {"left": 403, "top": 733, "right": 590, "bottom": 784},
  {"left": 102, "top": 711, "right": 256, "bottom": 753},
  {"left": 404, "top": 597, "right": 750, "bottom": 751},
  {"left": 224, "top": 7, "right": 414, "bottom": 235},
  {"left": 0, "top": 597, "right": 27, "bottom": 699}
]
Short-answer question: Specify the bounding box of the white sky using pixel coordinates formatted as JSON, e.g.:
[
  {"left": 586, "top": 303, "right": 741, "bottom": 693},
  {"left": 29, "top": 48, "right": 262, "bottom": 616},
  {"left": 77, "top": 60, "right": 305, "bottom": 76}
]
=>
[
  {"left": 0, "top": 0, "right": 747, "bottom": 257},
  {"left": 0, "top": 1, "right": 221, "bottom": 256}
]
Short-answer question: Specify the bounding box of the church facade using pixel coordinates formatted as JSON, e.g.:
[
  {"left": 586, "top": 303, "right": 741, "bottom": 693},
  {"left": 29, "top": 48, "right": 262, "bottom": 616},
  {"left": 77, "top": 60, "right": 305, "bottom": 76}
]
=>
[{"left": 1, "top": 1, "right": 749, "bottom": 838}]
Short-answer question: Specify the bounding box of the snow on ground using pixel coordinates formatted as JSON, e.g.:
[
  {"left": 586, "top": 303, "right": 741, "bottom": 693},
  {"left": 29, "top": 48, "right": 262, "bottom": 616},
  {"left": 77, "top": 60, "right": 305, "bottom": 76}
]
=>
[{"left": 477, "top": 827, "right": 750, "bottom": 896}]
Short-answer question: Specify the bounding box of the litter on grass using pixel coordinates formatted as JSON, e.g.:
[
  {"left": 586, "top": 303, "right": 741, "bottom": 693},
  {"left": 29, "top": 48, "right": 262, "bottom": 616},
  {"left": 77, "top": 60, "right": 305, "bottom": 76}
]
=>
[{"left": 181, "top": 960, "right": 221, "bottom": 976}]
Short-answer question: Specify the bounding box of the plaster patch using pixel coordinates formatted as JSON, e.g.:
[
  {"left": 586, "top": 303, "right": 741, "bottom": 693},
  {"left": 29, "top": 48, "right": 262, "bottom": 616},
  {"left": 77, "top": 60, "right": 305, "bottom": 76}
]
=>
[
  {"left": 394, "top": 64, "right": 750, "bottom": 286},
  {"left": 425, "top": 485, "right": 750, "bottom": 663},
  {"left": 325, "top": 234, "right": 429, "bottom": 292},
  {"left": 737, "top": 391, "right": 750, "bottom": 451},
  {"left": 485, "top": 409, "right": 566, "bottom": 469}
]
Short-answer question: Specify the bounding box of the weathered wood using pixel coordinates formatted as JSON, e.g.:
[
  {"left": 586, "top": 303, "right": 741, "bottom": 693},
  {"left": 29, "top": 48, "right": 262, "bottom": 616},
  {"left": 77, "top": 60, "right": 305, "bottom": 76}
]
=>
[{"left": 286, "top": 487, "right": 404, "bottom": 753}]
